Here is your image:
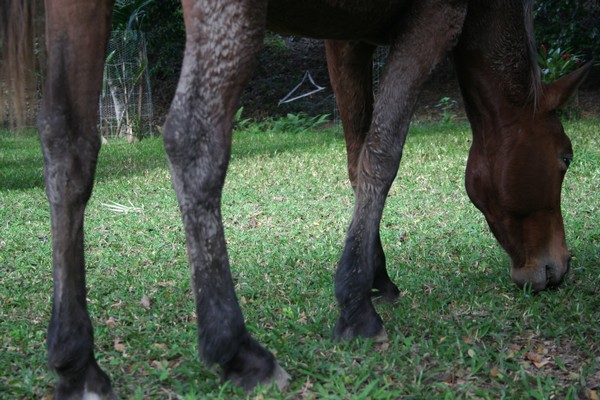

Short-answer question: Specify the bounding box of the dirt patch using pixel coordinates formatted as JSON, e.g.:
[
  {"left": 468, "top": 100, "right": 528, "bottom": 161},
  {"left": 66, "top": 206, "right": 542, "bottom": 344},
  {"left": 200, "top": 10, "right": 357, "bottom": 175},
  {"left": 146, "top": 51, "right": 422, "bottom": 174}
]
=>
[{"left": 509, "top": 330, "right": 600, "bottom": 399}]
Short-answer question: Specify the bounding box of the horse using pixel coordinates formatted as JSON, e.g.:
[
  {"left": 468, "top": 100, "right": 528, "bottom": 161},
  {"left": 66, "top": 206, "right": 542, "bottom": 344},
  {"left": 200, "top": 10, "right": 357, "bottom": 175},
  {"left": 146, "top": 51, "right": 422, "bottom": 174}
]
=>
[{"left": 1, "top": 0, "right": 591, "bottom": 398}]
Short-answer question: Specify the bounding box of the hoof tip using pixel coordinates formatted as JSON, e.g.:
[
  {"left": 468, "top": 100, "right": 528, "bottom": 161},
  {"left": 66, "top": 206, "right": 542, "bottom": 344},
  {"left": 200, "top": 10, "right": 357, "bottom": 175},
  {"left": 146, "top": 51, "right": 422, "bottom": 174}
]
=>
[{"left": 270, "top": 362, "right": 290, "bottom": 390}]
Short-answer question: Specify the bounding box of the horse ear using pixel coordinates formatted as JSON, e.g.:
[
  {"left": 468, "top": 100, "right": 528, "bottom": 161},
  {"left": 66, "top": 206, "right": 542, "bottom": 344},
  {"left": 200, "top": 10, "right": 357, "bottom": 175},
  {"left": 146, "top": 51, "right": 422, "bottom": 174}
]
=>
[{"left": 540, "top": 61, "right": 594, "bottom": 112}]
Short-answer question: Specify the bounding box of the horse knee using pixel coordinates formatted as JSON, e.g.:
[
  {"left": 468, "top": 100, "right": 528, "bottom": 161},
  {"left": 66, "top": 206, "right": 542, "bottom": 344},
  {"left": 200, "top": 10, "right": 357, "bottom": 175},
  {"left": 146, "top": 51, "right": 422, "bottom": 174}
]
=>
[
  {"left": 164, "top": 109, "right": 231, "bottom": 197},
  {"left": 38, "top": 114, "right": 101, "bottom": 206}
]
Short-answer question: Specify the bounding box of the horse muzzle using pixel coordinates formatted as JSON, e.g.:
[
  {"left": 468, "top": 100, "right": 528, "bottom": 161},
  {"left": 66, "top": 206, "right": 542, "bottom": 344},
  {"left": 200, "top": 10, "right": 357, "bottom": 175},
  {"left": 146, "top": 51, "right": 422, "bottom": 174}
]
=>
[{"left": 510, "top": 255, "right": 571, "bottom": 292}]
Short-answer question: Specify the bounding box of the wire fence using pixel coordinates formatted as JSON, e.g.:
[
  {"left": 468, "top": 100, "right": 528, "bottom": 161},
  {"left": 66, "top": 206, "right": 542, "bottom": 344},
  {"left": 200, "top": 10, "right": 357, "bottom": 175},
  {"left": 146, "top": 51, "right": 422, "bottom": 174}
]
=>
[{"left": 99, "top": 30, "right": 153, "bottom": 140}]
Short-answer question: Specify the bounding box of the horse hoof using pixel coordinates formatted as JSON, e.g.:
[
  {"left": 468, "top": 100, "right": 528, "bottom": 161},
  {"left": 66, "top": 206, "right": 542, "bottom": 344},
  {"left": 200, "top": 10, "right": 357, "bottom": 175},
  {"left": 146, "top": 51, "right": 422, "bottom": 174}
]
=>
[
  {"left": 222, "top": 337, "right": 289, "bottom": 391},
  {"left": 372, "top": 327, "right": 389, "bottom": 343},
  {"left": 333, "top": 310, "right": 385, "bottom": 341},
  {"left": 334, "top": 323, "right": 388, "bottom": 343},
  {"left": 270, "top": 362, "right": 291, "bottom": 390},
  {"left": 225, "top": 359, "right": 290, "bottom": 391}
]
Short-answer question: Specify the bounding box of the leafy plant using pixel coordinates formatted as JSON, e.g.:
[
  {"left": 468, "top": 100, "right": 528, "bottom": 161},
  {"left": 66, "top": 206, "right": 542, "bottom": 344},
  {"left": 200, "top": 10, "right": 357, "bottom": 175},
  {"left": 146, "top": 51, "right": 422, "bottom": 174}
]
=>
[
  {"left": 140, "top": 0, "right": 184, "bottom": 80},
  {"left": 233, "top": 107, "right": 252, "bottom": 131},
  {"left": 538, "top": 46, "right": 585, "bottom": 119},
  {"left": 271, "top": 113, "right": 330, "bottom": 133},
  {"left": 263, "top": 33, "right": 290, "bottom": 58},
  {"left": 102, "top": 0, "right": 153, "bottom": 140},
  {"left": 534, "top": 0, "right": 600, "bottom": 60},
  {"left": 112, "top": 0, "right": 153, "bottom": 31},
  {"left": 537, "top": 45, "right": 583, "bottom": 83},
  {"left": 434, "top": 96, "right": 458, "bottom": 126},
  {"left": 240, "top": 113, "right": 331, "bottom": 135}
]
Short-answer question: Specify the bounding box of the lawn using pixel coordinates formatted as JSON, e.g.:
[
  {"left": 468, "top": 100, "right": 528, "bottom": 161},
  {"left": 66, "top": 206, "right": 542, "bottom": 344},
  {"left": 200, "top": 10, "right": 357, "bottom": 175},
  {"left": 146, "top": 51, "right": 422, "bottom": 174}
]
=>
[{"left": 0, "top": 118, "right": 598, "bottom": 399}]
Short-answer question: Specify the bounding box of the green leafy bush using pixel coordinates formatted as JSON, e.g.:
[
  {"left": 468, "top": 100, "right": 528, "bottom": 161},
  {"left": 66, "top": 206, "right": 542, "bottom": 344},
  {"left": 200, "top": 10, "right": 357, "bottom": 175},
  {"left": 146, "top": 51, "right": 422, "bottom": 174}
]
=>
[
  {"left": 235, "top": 111, "right": 330, "bottom": 134},
  {"left": 538, "top": 46, "right": 584, "bottom": 83},
  {"left": 534, "top": 0, "right": 600, "bottom": 60}
]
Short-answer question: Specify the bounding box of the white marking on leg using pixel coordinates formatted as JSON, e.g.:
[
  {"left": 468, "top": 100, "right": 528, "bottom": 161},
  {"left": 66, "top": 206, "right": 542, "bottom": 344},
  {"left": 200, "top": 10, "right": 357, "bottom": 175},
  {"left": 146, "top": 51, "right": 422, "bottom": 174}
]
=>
[{"left": 83, "top": 391, "right": 101, "bottom": 400}]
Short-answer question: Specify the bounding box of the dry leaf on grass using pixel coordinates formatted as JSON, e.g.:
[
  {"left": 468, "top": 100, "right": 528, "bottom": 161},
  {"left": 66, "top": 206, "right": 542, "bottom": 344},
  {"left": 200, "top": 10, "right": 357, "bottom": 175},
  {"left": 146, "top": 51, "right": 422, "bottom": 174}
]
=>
[
  {"left": 489, "top": 366, "right": 502, "bottom": 378},
  {"left": 114, "top": 338, "right": 126, "bottom": 352},
  {"left": 525, "top": 351, "right": 551, "bottom": 369},
  {"left": 140, "top": 294, "right": 151, "bottom": 309}
]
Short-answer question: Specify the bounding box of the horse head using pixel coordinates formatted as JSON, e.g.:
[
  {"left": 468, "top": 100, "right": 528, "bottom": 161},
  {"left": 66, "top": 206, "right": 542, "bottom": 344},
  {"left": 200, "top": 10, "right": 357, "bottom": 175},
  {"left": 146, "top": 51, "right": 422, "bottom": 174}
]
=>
[{"left": 464, "top": 62, "right": 592, "bottom": 291}]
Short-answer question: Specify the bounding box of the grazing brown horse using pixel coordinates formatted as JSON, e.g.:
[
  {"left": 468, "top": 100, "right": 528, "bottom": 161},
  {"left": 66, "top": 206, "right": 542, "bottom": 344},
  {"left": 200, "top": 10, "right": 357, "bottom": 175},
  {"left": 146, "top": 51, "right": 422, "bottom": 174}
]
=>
[{"left": 1, "top": 0, "right": 591, "bottom": 397}]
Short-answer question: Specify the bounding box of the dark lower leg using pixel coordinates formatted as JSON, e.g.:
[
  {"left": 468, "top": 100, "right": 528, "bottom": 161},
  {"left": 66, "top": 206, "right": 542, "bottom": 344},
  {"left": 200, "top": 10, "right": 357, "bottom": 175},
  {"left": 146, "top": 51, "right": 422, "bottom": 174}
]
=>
[
  {"left": 372, "top": 233, "right": 400, "bottom": 301},
  {"left": 40, "top": 1, "right": 115, "bottom": 397},
  {"left": 334, "top": 187, "right": 392, "bottom": 341},
  {"left": 333, "top": 1, "right": 467, "bottom": 340},
  {"left": 326, "top": 40, "right": 399, "bottom": 303},
  {"left": 45, "top": 204, "right": 113, "bottom": 399},
  {"left": 41, "top": 125, "right": 114, "bottom": 400},
  {"left": 166, "top": 111, "right": 287, "bottom": 391},
  {"left": 334, "top": 232, "right": 386, "bottom": 340}
]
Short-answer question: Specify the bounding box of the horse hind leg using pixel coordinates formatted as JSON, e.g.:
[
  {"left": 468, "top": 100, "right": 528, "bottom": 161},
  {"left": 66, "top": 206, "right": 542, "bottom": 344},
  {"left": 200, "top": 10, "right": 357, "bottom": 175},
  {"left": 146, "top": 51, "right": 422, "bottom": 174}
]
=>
[
  {"left": 39, "top": 1, "right": 116, "bottom": 399},
  {"left": 333, "top": 0, "right": 467, "bottom": 341},
  {"left": 325, "top": 40, "right": 376, "bottom": 191},
  {"left": 325, "top": 40, "right": 400, "bottom": 303},
  {"left": 163, "top": 0, "right": 288, "bottom": 390}
]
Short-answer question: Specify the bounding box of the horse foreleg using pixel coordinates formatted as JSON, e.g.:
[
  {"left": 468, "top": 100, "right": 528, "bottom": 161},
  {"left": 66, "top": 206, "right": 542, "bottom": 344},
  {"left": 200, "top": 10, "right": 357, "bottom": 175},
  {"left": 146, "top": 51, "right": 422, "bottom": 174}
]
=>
[
  {"left": 325, "top": 40, "right": 400, "bottom": 302},
  {"left": 333, "top": 0, "right": 467, "bottom": 341},
  {"left": 38, "top": 1, "right": 116, "bottom": 399},
  {"left": 163, "top": 0, "right": 288, "bottom": 391}
]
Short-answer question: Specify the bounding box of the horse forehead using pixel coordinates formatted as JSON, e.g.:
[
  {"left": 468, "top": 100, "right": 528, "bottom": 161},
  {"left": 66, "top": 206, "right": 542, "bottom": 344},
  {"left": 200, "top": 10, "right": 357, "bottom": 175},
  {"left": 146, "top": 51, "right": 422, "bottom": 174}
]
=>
[
  {"left": 504, "top": 113, "right": 568, "bottom": 146},
  {"left": 520, "top": 114, "right": 571, "bottom": 149},
  {"left": 469, "top": 123, "right": 559, "bottom": 173}
]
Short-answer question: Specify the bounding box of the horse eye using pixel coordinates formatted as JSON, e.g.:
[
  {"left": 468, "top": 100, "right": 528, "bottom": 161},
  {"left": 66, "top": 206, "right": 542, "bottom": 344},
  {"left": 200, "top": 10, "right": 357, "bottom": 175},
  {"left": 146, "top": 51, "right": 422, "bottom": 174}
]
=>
[{"left": 561, "top": 156, "right": 573, "bottom": 168}]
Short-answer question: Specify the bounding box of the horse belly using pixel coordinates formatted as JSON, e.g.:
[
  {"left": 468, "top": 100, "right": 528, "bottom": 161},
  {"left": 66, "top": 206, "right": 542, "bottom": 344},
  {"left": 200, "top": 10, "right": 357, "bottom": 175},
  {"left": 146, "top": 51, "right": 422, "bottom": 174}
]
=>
[{"left": 266, "top": 0, "right": 411, "bottom": 43}]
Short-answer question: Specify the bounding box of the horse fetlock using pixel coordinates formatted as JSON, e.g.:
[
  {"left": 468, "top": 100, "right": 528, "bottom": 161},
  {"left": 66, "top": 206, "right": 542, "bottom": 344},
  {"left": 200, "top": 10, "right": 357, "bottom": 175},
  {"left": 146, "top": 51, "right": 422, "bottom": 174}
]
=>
[
  {"left": 371, "top": 278, "right": 400, "bottom": 303},
  {"left": 48, "top": 331, "right": 93, "bottom": 377},
  {"left": 221, "top": 336, "right": 289, "bottom": 391},
  {"left": 372, "top": 265, "right": 400, "bottom": 302},
  {"left": 53, "top": 357, "right": 114, "bottom": 400}
]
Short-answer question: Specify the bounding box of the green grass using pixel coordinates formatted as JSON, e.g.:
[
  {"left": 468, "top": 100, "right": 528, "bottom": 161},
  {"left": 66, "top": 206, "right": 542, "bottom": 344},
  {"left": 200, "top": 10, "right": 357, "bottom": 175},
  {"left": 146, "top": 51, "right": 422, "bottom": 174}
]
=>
[{"left": 1, "top": 119, "right": 598, "bottom": 399}]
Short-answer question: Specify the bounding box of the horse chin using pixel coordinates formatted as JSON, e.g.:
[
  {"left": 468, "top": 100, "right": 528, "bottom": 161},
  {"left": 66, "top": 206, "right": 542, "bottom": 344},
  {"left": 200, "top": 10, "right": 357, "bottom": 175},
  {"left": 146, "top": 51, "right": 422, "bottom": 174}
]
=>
[{"left": 510, "top": 257, "right": 570, "bottom": 292}]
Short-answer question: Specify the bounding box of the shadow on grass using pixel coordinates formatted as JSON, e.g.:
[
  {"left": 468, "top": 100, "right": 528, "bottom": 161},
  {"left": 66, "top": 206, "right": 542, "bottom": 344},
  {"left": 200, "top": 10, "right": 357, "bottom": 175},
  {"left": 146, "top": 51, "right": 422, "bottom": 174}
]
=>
[
  {"left": 0, "top": 134, "right": 45, "bottom": 191},
  {"left": 1, "top": 128, "right": 344, "bottom": 191},
  {"left": 231, "top": 127, "right": 342, "bottom": 159},
  {"left": 0, "top": 135, "right": 171, "bottom": 191}
]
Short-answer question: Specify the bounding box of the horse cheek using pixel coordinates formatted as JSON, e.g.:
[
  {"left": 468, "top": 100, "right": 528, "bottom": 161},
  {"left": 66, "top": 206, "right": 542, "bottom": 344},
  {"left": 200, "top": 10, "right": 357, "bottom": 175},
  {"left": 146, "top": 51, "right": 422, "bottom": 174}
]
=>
[{"left": 465, "top": 147, "right": 489, "bottom": 215}]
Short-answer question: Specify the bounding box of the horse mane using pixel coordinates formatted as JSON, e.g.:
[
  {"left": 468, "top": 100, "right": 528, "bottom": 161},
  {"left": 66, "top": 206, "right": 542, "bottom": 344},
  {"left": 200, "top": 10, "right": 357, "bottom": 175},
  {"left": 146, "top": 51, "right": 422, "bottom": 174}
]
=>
[
  {"left": 523, "top": 0, "right": 543, "bottom": 109},
  {"left": 0, "top": 0, "right": 42, "bottom": 128}
]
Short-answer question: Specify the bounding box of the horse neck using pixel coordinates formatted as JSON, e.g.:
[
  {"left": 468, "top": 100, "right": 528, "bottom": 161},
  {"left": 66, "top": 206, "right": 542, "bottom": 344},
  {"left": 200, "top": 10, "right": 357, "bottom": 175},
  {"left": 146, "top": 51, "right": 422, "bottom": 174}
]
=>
[{"left": 454, "top": 0, "right": 540, "bottom": 138}]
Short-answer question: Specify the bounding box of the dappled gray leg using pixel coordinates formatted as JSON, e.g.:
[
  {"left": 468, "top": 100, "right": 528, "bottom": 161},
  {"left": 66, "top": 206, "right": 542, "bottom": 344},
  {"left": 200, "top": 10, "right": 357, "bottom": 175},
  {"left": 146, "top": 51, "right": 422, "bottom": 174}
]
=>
[
  {"left": 39, "top": 1, "right": 116, "bottom": 398},
  {"left": 334, "top": 0, "right": 467, "bottom": 340},
  {"left": 163, "top": 0, "right": 288, "bottom": 390}
]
